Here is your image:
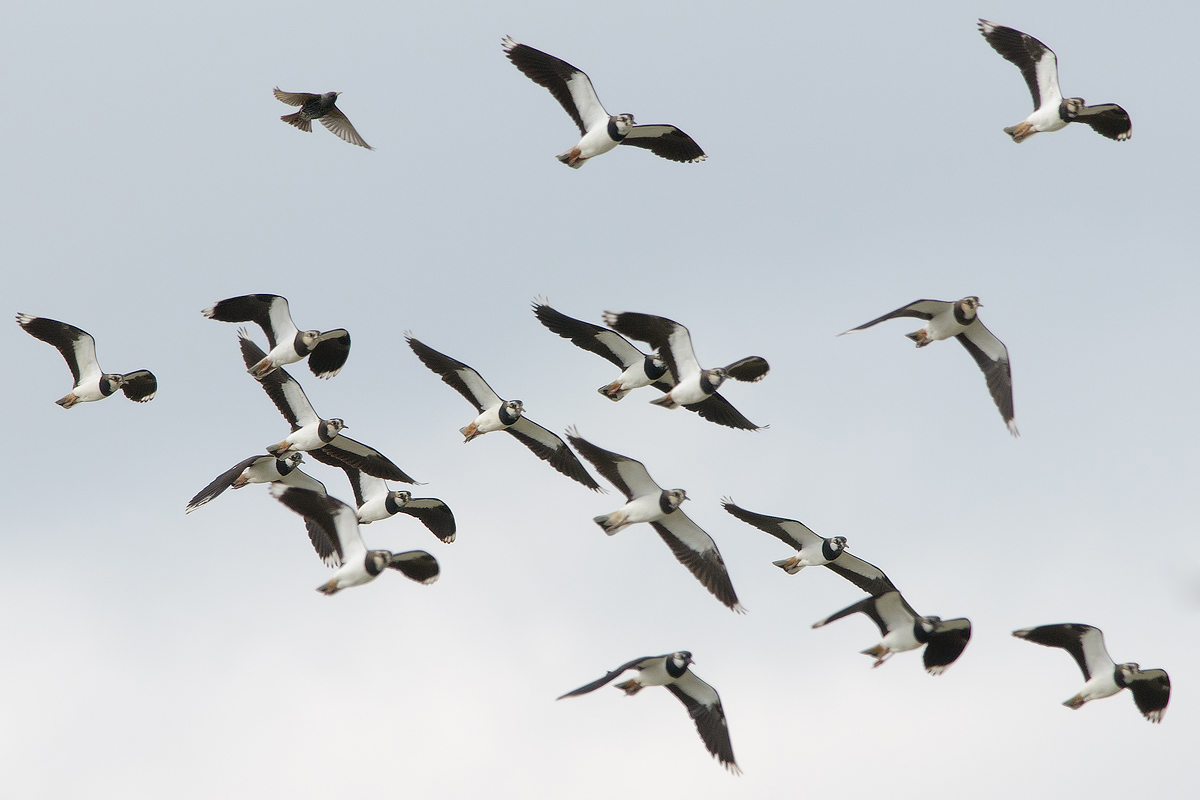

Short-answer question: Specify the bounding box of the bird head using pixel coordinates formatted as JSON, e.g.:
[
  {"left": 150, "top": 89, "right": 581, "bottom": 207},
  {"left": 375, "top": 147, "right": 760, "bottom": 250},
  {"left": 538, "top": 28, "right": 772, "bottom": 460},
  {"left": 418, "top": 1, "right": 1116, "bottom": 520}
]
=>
[
  {"left": 613, "top": 114, "right": 635, "bottom": 135},
  {"left": 390, "top": 490, "right": 412, "bottom": 506},
  {"left": 504, "top": 400, "right": 524, "bottom": 417},
  {"left": 1063, "top": 98, "right": 1085, "bottom": 118},
  {"left": 664, "top": 489, "right": 688, "bottom": 510},
  {"left": 327, "top": 418, "right": 346, "bottom": 433},
  {"left": 300, "top": 330, "right": 321, "bottom": 348},
  {"left": 959, "top": 297, "right": 981, "bottom": 317},
  {"left": 829, "top": 536, "right": 848, "bottom": 553}
]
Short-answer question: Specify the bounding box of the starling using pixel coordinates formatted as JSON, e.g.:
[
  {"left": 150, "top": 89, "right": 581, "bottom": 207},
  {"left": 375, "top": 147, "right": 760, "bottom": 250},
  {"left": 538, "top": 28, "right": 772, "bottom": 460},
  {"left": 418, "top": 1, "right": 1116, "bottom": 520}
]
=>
[{"left": 273, "top": 88, "right": 373, "bottom": 150}]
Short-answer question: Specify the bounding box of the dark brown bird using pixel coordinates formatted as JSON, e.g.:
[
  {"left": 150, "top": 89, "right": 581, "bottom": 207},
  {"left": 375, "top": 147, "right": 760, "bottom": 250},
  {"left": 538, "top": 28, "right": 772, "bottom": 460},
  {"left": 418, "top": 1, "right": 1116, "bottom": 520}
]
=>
[{"left": 273, "top": 88, "right": 373, "bottom": 149}]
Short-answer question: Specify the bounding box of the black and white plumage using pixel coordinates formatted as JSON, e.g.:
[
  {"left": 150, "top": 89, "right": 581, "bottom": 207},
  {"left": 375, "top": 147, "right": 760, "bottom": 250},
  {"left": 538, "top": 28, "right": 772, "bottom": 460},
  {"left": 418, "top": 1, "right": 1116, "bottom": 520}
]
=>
[
  {"left": 273, "top": 88, "right": 373, "bottom": 149},
  {"left": 603, "top": 311, "right": 769, "bottom": 431},
  {"left": 978, "top": 20, "right": 1131, "bottom": 143},
  {"left": 567, "top": 430, "right": 742, "bottom": 613},
  {"left": 239, "top": 334, "right": 417, "bottom": 483},
  {"left": 336, "top": 464, "right": 456, "bottom": 543},
  {"left": 811, "top": 575, "right": 972, "bottom": 675},
  {"left": 721, "top": 500, "right": 889, "bottom": 587},
  {"left": 185, "top": 452, "right": 326, "bottom": 514},
  {"left": 1012, "top": 623, "right": 1170, "bottom": 723},
  {"left": 532, "top": 301, "right": 673, "bottom": 401},
  {"left": 558, "top": 651, "right": 739, "bottom": 774},
  {"left": 203, "top": 295, "right": 351, "bottom": 379},
  {"left": 406, "top": 335, "right": 601, "bottom": 491},
  {"left": 269, "top": 485, "right": 438, "bottom": 594},
  {"left": 16, "top": 314, "right": 157, "bottom": 408},
  {"left": 502, "top": 36, "right": 706, "bottom": 168},
  {"left": 842, "top": 297, "right": 1017, "bottom": 436}
]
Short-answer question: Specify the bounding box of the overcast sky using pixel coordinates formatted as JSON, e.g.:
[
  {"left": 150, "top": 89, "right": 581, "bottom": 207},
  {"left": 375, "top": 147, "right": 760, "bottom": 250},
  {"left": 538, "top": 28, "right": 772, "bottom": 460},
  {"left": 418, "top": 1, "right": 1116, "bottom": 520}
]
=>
[{"left": 3, "top": 1, "right": 1196, "bottom": 797}]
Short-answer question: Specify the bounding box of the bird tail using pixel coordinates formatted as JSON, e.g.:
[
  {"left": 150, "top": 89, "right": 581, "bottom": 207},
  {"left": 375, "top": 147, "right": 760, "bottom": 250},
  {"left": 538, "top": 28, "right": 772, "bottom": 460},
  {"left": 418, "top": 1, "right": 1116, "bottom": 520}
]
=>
[
  {"left": 55, "top": 393, "right": 79, "bottom": 408},
  {"left": 649, "top": 394, "right": 679, "bottom": 409},
  {"left": 1063, "top": 694, "right": 1086, "bottom": 710},
  {"left": 281, "top": 112, "right": 312, "bottom": 132},
  {"left": 905, "top": 330, "right": 931, "bottom": 347},
  {"left": 772, "top": 557, "right": 804, "bottom": 575},
  {"left": 556, "top": 148, "right": 586, "bottom": 169},
  {"left": 597, "top": 381, "right": 627, "bottom": 401},
  {"left": 593, "top": 514, "right": 623, "bottom": 535},
  {"left": 460, "top": 422, "right": 479, "bottom": 442},
  {"left": 1003, "top": 122, "right": 1034, "bottom": 142}
]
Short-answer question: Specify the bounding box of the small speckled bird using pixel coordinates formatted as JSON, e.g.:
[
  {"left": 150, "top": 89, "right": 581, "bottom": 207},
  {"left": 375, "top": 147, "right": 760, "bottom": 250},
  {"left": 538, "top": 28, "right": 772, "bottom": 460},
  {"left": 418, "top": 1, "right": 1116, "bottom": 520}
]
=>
[{"left": 273, "top": 88, "right": 373, "bottom": 149}]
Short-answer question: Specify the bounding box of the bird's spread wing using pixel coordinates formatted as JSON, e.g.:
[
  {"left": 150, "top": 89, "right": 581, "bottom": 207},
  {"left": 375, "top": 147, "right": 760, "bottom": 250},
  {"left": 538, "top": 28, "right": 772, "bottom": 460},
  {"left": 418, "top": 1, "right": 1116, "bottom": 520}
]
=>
[
  {"left": 269, "top": 485, "right": 364, "bottom": 566},
  {"left": 336, "top": 464, "right": 379, "bottom": 508},
  {"left": 273, "top": 88, "right": 315, "bottom": 107},
  {"left": 923, "top": 618, "right": 972, "bottom": 675},
  {"left": 397, "top": 498, "right": 457, "bottom": 543},
  {"left": 17, "top": 314, "right": 101, "bottom": 385},
  {"left": 310, "top": 435, "right": 417, "bottom": 484},
  {"left": 621, "top": 125, "right": 707, "bottom": 163},
  {"left": 239, "top": 334, "right": 319, "bottom": 427},
  {"left": 665, "top": 671, "right": 739, "bottom": 774},
  {"left": 406, "top": 335, "right": 503, "bottom": 412},
  {"left": 556, "top": 656, "right": 658, "bottom": 699},
  {"left": 1127, "top": 668, "right": 1170, "bottom": 722},
  {"left": 309, "top": 330, "right": 351, "bottom": 379},
  {"left": 1074, "top": 103, "right": 1132, "bottom": 141},
  {"left": 319, "top": 106, "right": 373, "bottom": 150},
  {"left": 566, "top": 430, "right": 660, "bottom": 499},
  {"left": 683, "top": 392, "right": 763, "bottom": 431},
  {"left": 811, "top": 594, "right": 887, "bottom": 635},
  {"left": 280, "top": 467, "right": 327, "bottom": 496},
  {"left": 386, "top": 551, "right": 440, "bottom": 584},
  {"left": 841, "top": 300, "right": 950, "bottom": 334},
  {"left": 119, "top": 370, "right": 157, "bottom": 402},
  {"left": 721, "top": 500, "right": 822, "bottom": 551},
  {"left": 506, "top": 418, "right": 601, "bottom": 491},
  {"left": 204, "top": 294, "right": 294, "bottom": 350},
  {"left": 721, "top": 356, "right": 769, "bottom": 383},
  {"left": 186, "top": 456, "right": 263, "bottom": 513},
  {"left": 651, "top": 515, "right": 742, "bottom": 612},
  {"left": 823, "top": 552, "right": 894, "bottom": 596},
  {"left": 978, "top": 20, "right": 1061, "bottom": 111},
  {"left": 1013, "top": 623, "right": 1111, "bottom": 682},
  {"left": 956, "top": 321, "right": 1016, "bottom": 435},
  {"left": 502, "top": 36, "right": 609, "bottom": 134},
  {"left": 532, "top": 301, "right": 646, "bottom": 369},
  {"left": 604, "top": 311, "right": 699, "bottom": 382}
]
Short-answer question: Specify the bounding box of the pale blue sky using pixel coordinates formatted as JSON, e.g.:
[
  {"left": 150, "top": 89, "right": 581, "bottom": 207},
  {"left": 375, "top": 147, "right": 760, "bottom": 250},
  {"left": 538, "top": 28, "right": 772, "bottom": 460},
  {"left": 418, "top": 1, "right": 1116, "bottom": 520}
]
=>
[{"left": 3, "top": 2, "right": 1196, "bottom": 797}]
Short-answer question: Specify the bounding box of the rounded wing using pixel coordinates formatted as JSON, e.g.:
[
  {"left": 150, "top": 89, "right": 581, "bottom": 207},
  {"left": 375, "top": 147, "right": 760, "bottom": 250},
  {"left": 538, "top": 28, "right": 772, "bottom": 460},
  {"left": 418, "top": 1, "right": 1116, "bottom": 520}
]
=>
[
  {"left": 506, "top": 418, "right": 601, "bottom": 491},
  {"left": 665, "top": 671, "right": 739, "bottom": 774},
  {"left": 603, "top": 311, "right": 699, "bottom": 383},
  {"left": 397, "top": 498, "right": 457, "bottom": 543},
  {"left": 1012, "top": 623, "right": 1113, "bottom": 682},
  {"left": 720, "top": 500, "right": 823, "bottom": 552},
  {"left": 204, "top": 294, "right": 296, "bottom": 350},
  {"left": 650, "top": 513, "right": 743, "bottom": 612},
  {"left": 566, "top": 429, "right": 662, "bottom": 500},
  {"left": 977, "top": 20, "right": 1062, "bottom": 112},
  {"left": 406, "top": 335, "right": 503, "bottom": 412},
  {"left": 386, "top": 551, "right": 440, "bottom": 584},
  {"left": 308, "top": 330, "right": 351, "bottom": 379},
  {"left": 120, "top": 370, "right": 157, "bottom": 402},
  {"left": 556, "top": 655, "right": 659, "bottom": 699},
  {"left": 502, "top": 36, "right": 609, "bottom": 134},
  {"left": 239, "top": 333, "right": 319, "bottom": 427},
  {"left": 683, "top": 393, "right": 764, "bottom": 431},
  {"left": 955, "top": 321, "right": 1016, "bottom": 436},
  {"left": 532, "top": 301, "right": 647, "bottom": 370},
  {"left": 185, "top": 455, "right": 265, "bottom": 513},
  {"left": 269, "top": 485, "right": 365, "bottom": 568},
  {"left": 16, "top": 314, "right": 102, "bottom": 386},
  {"left": 923, "top": 618, "right": 972, "bottom": 675},
  {"left": 840, "top": 300, "right": 952, "bottom": 335},
  {"left": 1074, "top": 103, "right": 1132, "bottom": 141},
  {"left": 621, "top": 125, "right": 707, "bottom": 163},
  {"left": 1126, "top": 668, "right": 1170, "bottom": 723}
]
